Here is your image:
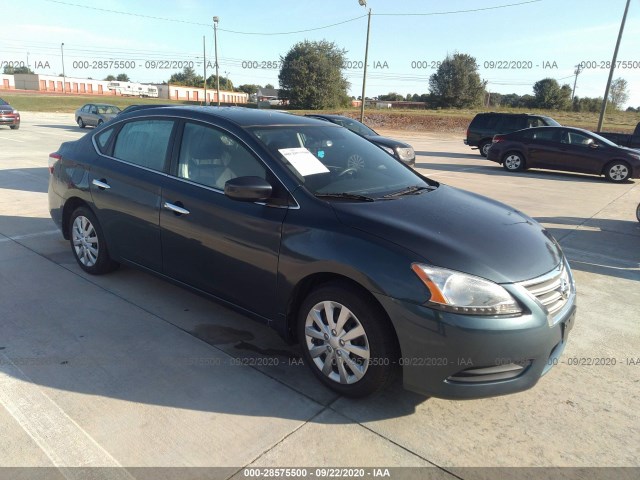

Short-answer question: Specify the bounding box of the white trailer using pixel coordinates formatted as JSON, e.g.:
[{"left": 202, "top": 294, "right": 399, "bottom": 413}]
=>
[{"left": 107, "top": 82, "right": 159, "bottom": 98}]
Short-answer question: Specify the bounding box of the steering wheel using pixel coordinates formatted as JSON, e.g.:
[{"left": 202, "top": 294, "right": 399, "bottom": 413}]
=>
[{"left": 338, "top": 167, "right": 359, "bottom": 177}]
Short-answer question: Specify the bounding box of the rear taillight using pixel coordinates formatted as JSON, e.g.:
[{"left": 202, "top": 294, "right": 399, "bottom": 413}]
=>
[
  {"left": 492, "top": 135, "right": 505, "bottom": 143},
  {"left": 48, "top": 152, "right": 61, "bottom": 174}
]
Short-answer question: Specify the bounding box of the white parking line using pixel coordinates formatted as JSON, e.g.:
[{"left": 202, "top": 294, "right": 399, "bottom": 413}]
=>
[
  {"left": 0, "top": 136, "right": 25, "bottom": 143},
  {"left": 0, "top": 230, "right": 61, "bottom": 244},
  {"left": 0, "top": 354, "right": 135, "bottom": 478}
]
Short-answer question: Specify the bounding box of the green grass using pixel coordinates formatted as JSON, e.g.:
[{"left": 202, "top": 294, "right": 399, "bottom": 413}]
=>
[{"left": 3, "top": 92, "right": 638, "bottom": 133}]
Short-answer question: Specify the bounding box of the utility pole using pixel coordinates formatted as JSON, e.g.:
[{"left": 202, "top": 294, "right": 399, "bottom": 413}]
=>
[
  {"left": 61, "top": 43, "right": 66, "bottom": 94},
  {"left": 203, "top": 35, "right": 207, "bottom": 105},
  {"left": 213, "top": 16, "right": 220, "bottom": 106},
  {"left": 358, "top": 1, "right": 371, "bottom": 123},
  {"left": 571, "top": 64, "right": 581, "bottom": 102},
  {"left": 597, "top": 0, "right": 631, "bottom": 132}
]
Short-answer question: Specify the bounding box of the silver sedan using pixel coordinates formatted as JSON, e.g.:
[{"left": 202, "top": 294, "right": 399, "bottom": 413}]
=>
[{"left": 75, "top": 103, "right": 121, "bottom": 128}]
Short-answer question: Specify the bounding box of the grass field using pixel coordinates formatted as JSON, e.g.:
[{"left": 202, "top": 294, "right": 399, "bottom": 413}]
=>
[{"left": 2, "top": 91, "right": 638, "bottom": 133}]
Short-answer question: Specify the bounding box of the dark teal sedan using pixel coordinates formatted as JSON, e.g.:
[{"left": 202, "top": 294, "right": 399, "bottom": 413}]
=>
[{"left": 48, "top": 107, "right": 576, "bottom": 398}]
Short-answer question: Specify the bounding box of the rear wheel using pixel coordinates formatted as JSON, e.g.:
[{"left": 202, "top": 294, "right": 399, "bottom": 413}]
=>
[
  {"left": 604, "top": 161, "right": 630, "bottom": 182},
  {"left": 479, "top": 141, "right": 491, "bottom": 157},
  {"left": 636, "top": 202, "right": 640, "bottom": 222},
  {"left": 97, "top": 119, "right": 104, "bottom": 126},
  {"left": 69, "top": 206, "right": 118, "bottom": 274},
  {"left": 77, "top": 117, "right": 85, "bottom": 128},
  {"left": 298, "top": 282, "right": 398, "bottom": 397},
  {"left": 502, "top": 152, "right": 525, "bottom": 172}
]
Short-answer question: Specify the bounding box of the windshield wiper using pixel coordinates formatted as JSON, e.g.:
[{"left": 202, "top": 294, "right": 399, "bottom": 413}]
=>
[
  {"left": 382, "top": 185, "right": 434, "bottom": 198},
  {"left": 315, "top": 192, "right": 376, "bottom": 202}
]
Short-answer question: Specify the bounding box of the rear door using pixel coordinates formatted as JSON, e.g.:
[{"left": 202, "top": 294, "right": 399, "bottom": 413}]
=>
[
  {"left": 521, "top": 128, "right": 562, "bottom": 168},
  {"left": 160, "top": 120, "right": 289, "bottom": 318},
  {"left": 89, "top": 118, "right": 176, "bottom": 271}
]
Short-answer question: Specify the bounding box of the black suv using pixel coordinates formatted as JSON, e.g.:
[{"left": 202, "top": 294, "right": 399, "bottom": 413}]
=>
[{"left": 465, "top": 113, "right": 560, "bottom": 157}]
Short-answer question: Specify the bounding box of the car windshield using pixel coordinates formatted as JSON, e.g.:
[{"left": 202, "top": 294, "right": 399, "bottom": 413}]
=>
[
  {"left": 331, "top": 118, "right": 377, "bottom": 136},
  {"left": 589, "top": 131, "right": 622, "bottom": 147},
  {"left": 97, "top": 105, "right": 121, "bottom": 114},
  {"left": 0, "top": 98, "right": 9, "bottom": 106},
  {"left": 250, "top": 125, "right": 433, "bottom": 199},
  {"left": 543, "top": 116, "right": 561, "bottom": 126}
]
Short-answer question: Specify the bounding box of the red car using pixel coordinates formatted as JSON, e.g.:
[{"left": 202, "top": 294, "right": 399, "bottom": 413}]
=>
[{"left": 0, "top": 98, "right": 20, "bottom": 130}]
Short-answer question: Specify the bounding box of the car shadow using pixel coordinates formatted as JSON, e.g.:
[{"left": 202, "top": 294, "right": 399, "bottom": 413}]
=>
[
  {"left": 0, "top": 167, "right": 49, "bottom": 193},
  {"left": 33, "top": 124, "right": 88, "bottom": 132},
  {"left": 536, "top": 216, "right": 640, "bottom": 281},
  {"left": 0, "top": 214, "right": 429, "bottom": 423}
]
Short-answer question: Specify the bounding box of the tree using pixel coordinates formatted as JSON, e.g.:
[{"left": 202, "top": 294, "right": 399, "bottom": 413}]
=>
[
  {"left": 532, "top": 78, "right": 571, "bottom": 109},
  {"left": 238, "top": 84, "right": 261, "bottom": 95},
  {"left": 428, "top": 53, "right": 486, "bottom": 108},
  {"left": 104, "top": 75, "right": 116, "bottom": 81},
  {"left": 278, "top": 40, "right": 350, "bottom": 109},
  {"left": 168, "top": 66, "right": 202, "bottom": 87},
  {"left": 609, "top": 78, "right": 629, "bottom": 110},
  {"left": 206, "top": 74, "right": 233, "bottom": 91},
  {"left": 3, "top": 65, "right": 34, "bottom": 74},
  {"left": 379, "top": 92, "right": 404, "bottom": 101},
  {"left": 264, "top": 83, "right": 274, "bottom": 89},
  {"left": 116, "top": 73, "right": 130, "bottom": 82}
]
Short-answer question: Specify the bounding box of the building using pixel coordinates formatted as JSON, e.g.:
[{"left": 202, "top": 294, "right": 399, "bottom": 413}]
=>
[
  {"left": 156, "top": 84, "right": 248, "bottom": 104},
  {"left": 12, "top": 74, "right": 113, "bottom": 95},
  {"left": 0, "top": 74, "right": 16, "bottom": 90}
]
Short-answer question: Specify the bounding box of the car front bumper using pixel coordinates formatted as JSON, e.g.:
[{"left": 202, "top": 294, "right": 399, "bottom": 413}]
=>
[
  {"left": 375, "top": 284, "right": 576, "bottom": 399},
  {"left": 0, "top": 113, "right": 20, "bottom": 126}
]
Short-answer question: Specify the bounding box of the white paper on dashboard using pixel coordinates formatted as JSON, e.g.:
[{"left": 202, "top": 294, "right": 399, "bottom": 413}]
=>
[{"left": 278, "top": 148, "right": 330, "bottom": 176}]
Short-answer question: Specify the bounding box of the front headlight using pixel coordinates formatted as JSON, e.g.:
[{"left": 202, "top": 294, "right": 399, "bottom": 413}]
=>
[
  {"left": 411, "top": 264, "right": 522, "bottom": 315},
  {"left": 396, "top": 147, "right": 415, "bottom": 161}
]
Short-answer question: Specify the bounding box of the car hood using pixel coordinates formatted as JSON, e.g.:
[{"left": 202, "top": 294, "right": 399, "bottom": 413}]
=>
[
  {"left": 331, "top": 185, "right": 562, "bottom": 284},
  {"left": 364, "top": 135, "right": 412, "bottom": 149}
]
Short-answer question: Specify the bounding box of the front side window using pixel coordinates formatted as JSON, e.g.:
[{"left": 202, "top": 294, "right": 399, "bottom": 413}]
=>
[
  {"left": 561, "top": 131, "right": 594, "bottom": 146},
  {"left": 251, "top": 125, "right": 433, "bottom": 199},
  {"left": 177, "top": 122, "right": 266, "bottom": 190},
  {"left": 112, "top": 119, "right": 174, "bottom": 171}
]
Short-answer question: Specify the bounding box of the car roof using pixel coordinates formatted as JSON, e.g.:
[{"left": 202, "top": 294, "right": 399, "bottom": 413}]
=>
[
  {"left": 307, "top": 114, "right": 353, "bottom": 121},
  {"left": 124, "top": 106, "right": 334, "bottom": 128}
]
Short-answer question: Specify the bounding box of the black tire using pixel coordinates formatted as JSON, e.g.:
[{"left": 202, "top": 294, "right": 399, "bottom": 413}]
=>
[
  {"left": 636, "top": 203, "right": 640, "bottom": 223},
  {"left": 479, "top": 141, "right": 491, "bottom": 157},
  {"left": 604, "top": 161, "right": 630, "bottom": 182},
  {"left": 502, "top": 151, "right": 525, "bottom": 172},
  {"left": 68, "top": 206, "right": 118, "bottom": 275},
  {"left": 10, "top": 124, "right": 19, "bottom": 130},
  {"left": 77, "top": 117, "right": 85, "bottom": 128},
  {"left": 297, "top": 282, "right": 398, "bottom": 397},
  {"left": 97, "top": 119, "right": 104, "bottom": 126}
]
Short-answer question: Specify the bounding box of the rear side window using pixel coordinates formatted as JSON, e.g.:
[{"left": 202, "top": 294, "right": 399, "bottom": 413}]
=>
[
  {"left": 95, "top": 127, "right": 115, "bottom": 153},
  {"left": 471, "top": 114, "right": 498, "bottom": 129},
  {"left": 112, "top": 119, "right": 174, "bottom": 171},
  {"left": 532, "top": 129, "right": 557, "bottom": 141}
]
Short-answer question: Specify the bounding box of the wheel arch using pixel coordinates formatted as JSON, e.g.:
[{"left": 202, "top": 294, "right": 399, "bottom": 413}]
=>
[
  {"left": 501, "top": 149, "right": 527, "bottom": 165},
  {"left": 61, "top": 197, "right": 93, "bottom": 240},
  {"left": 601, "top": 159, "right": 631, "bottom": 175},
  {"left": 284, "top": 272, "right": 398, "bottom": 351}
]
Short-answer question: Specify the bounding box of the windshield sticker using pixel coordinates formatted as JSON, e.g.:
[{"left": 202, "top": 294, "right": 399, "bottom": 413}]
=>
[{"left": 278, "top": 148, "right": 330, "bottom": 176}]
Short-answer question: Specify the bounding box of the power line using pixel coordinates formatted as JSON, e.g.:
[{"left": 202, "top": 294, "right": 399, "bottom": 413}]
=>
[{"left": 374, "top": 0, "right": 543, "bottom": 16}]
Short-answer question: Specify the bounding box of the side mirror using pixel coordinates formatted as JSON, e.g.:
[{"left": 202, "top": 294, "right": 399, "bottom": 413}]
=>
[{"left": 224, "top": 176, "right": 272, "bottom": 202}]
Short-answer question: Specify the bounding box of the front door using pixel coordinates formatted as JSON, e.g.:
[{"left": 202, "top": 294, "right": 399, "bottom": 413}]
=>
[{"left": 160, "top": 121, "right": 288, "bottom": 318}]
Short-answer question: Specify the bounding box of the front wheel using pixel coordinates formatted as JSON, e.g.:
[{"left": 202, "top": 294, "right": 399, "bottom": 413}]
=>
[
  {"left": 298, "top": 282, "right": 398, "bottom": 397},
  {"left": 604, "top": 161, "right": 630, "bottom": 182},
  {"left": 10, "top": 124, "right": 19, "bottom": 130},
  {"left": 502, "top": 152, "right": 525, "bottom": 172},
  {"left": 636, "top": 202, "right": 640, "bottom": 222},
  {"left": 479, "top": 141, "right": 491, "bottom": 157},
  {"left": 77, "top": 117, "right": 85, "bottom": 128},
  {"left": 69, "top": 206, "right": 119, "bottom": 274}
]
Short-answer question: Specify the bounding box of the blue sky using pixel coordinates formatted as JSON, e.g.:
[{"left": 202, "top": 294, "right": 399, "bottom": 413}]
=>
[{"left": 2, "top": 0, "right": 640, "bottom": 108}]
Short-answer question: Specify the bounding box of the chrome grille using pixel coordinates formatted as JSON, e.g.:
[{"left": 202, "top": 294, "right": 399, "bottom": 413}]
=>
[{"left": 519, "top": 261, "right": 573, "bottom": 324}]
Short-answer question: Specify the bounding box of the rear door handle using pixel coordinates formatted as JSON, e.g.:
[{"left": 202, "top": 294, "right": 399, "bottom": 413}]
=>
[
  {"left": 163, "top": 201, "right": 190, "bottom": 215},
  {"left": 92, "top": 179, "right": 110, "bottom": 190}
]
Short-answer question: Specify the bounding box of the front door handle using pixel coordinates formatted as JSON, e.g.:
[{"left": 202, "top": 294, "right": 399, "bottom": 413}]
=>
[
  {"left": 92, "top": 179, "right": 111, "bottom": 190},
  {"left": 163, "top": 201, "right": 190, "bottom": 215}
]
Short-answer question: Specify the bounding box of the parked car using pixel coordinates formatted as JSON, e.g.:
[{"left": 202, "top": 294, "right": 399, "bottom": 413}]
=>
[
  {"left": 75, "top": 103, "right": 121, "bottom": 128},
  {"left": 305, "top": 114, "right": 415, "bottom": 166},
  {"left": 0, "top": 98, "right": 20, "bottom": 130},
  {"left": 487, "top": 126, "right": 640, "bottom": 182},
  {"left": 465, "top": 112, "right": 560, "bottom": 157},
  {"left": 595, "top": 122, "right": 640, "bottom": 150},
  {"left": 48, "top": 107, "right": 576, "bottom": 399}
]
